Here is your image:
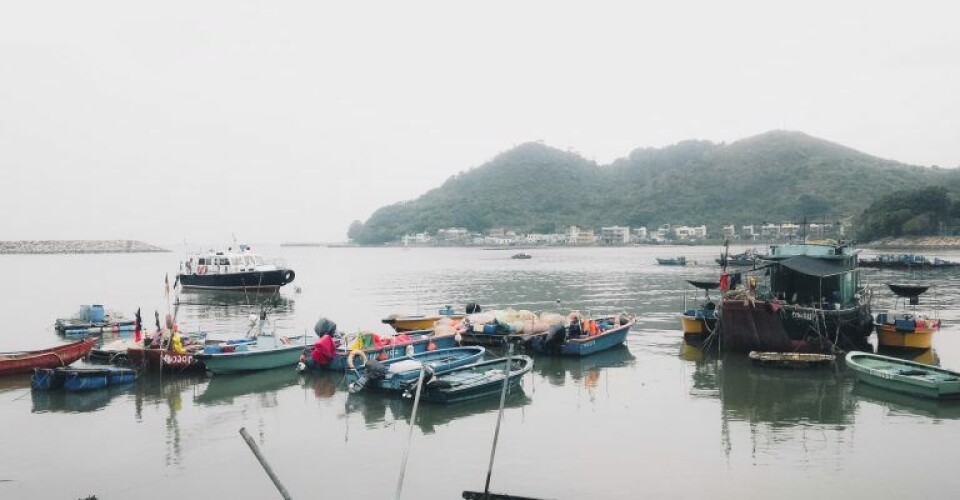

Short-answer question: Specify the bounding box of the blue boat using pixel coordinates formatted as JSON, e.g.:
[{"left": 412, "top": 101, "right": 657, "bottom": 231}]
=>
[
  {"left": 32, "top": 366, "right": 138, "bottom": 391},
  {"left": 526, "top": 316, "right": 635, "bottom": 356},
  {"left": 346, "top": 346, "right": 486, "bottom": 393},
  {"left": 303, "top": 331, "right": 459, "bottom": 371},
  {"left": 408, "top": 355, "right": 533, "bottom": 404}
]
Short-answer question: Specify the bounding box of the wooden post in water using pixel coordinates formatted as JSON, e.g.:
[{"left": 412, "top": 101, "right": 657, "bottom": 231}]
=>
[
  {"left": 395, "top": 365, "right": 428, "bottom": 500},
  {"left": 239, "top": 427, "right": 293, "bottom": 500},
  {"left": 484, "top": 342, "right": 514, "bottom": 495}
]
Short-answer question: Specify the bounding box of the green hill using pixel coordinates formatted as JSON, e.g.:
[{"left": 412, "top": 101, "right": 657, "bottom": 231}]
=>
[{"left": 349, "top": 131, "right": 953, "bottom": 244}]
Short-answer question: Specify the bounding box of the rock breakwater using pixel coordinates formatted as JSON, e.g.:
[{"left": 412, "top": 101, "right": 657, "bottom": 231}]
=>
[{"left": 0, "top": 240, "right": 169, "bottom": 254}]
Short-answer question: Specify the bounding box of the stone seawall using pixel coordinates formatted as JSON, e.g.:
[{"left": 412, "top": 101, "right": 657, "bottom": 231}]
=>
[
  {"left": 0, "top": 240, "right": 169, "bottom": 254},
  {"left": 865, "top": 236, "right": 960, "bottom": 250}
]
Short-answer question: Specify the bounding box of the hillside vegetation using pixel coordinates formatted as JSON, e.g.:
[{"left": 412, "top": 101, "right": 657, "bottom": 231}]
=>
[{"left": 349, "top": 131, "right": 956, "bottom": 244}]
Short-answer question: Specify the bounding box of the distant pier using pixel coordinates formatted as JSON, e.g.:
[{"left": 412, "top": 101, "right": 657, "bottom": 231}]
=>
[{"left": 0, "top": 240, "right": 169, "bottom": 254}]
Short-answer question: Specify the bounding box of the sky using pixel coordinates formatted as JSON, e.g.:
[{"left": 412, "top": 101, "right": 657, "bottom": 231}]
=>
[{"left": 1, "top": 1, "right": 958, "bottom": 245}]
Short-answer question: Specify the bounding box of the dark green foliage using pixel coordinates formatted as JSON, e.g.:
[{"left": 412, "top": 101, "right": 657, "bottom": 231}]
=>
[
  {"left": 349, "top": 131, "right": 950, "bottom": 244},
  {"left": 856, "top": 186, "right": 954, "bottom": 241}
]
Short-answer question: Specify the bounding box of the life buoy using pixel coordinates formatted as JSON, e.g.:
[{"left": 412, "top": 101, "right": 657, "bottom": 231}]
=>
[
  {"left": 197, "top": 265, "right": 207, "bottom": 275},
  {"left": 347, "top": 349, "right": 368, "bottom": 370},
  {"left": 283, "top": 270, "right": 296, "bottom": 284}
]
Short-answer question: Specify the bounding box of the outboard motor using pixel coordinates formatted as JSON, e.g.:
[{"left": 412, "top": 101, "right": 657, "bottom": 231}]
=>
[
  {"left": 314, "top": 317, "right": 338, "bottom": 337},
  {"left": 542, "top": 324, "right": 568, "bottom": 353},
  {"left": 348, "top": 359, "right": 388, "bottom": 394}
]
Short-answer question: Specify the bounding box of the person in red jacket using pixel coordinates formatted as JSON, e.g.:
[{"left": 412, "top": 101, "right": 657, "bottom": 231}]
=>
[{"left": 311, "top": 334, "right": 336, "bottom": 367}]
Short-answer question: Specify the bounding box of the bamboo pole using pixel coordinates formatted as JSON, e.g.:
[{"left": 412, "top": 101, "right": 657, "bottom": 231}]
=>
[{"left": 239, "top": 427, "right": 293, "bottom": 500}]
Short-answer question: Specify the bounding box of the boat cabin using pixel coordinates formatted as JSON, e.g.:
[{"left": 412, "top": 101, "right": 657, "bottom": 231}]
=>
[
  {"left": 760, "top": 242, "right": 862, "bottom": 309},
  {"left": 180, "top": 246, "right": 277, "bottom": 276}
]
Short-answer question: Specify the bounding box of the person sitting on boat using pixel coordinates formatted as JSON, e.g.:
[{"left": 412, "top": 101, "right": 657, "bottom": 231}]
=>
[{"left": 311, "top": 317, "right": 340, "bottom": 367}]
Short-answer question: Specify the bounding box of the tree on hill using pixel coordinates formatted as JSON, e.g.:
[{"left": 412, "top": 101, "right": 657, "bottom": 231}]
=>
[{"left": 347, "top": 131, "right": 949, "bottom": 244}]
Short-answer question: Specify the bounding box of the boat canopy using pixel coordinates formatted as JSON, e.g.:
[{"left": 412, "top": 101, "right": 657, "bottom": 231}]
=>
[{"left": 776, "top": 256, "right": 853, "bottom": 277}]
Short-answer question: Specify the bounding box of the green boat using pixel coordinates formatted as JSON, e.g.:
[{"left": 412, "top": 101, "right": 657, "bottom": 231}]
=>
[
  {"left": 845, "top": 351, "right": 960, "bottom": 400},
  {"left": 195, "top": 333, "right": 310, "bottom": 375}
]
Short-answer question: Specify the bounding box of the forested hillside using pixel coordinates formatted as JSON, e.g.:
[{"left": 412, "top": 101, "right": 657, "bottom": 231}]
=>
[{"left": 349, "top": 131, "right": 955, "bottom": 244}]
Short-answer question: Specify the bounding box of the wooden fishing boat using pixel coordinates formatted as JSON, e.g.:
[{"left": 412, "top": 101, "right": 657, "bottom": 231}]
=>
[
  {"left": 126, "top": 347, "right": 206, "bottom": 373},
  {"left": 526, "top": 316, "right": 635, "bottom": 356},
  {"left": 304, "top": 330, "right": 458, "bottom": 371},
  {"left": 681, "top": 280, "right": 719, "bottom": 341},
  {"left": 32, "top": 366, "right": 138, "bottom": 391},
  {"left": 406, "top": 355, "right": 533, "bottom": 404},
  {"left": 382, "top": 307, "right": 465, "bottom": 332},
  {"left": 195, "top": 334, "right": 307, "bottom": 375},
  {"left": 748, "top": 351, "right": 836, "bottom": 368},
  {"left": 716, "top": 249, "right": 760, "bottom": 267},
  {"left": 656, "top": 256, "right": 687, "bottom": 266},
  {"left": 0, "top": 338, "right": 97, "bottom": 376},
  {"left": 845, "top": 351, "right": 960, "bottom": 400},
  {"left": 346, "top": 346, "right": 486, "bottom": 393},
  {"left": 511, "top": 253, "right": 532, "bottom": 260},
  {"left": 875, "top": 284, "right": 940, "bottom": 351}
]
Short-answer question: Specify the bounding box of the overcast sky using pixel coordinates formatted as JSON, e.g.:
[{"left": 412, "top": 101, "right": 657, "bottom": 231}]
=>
[{"left": 1, "top": 1, "right": 957, "bottom": 245}]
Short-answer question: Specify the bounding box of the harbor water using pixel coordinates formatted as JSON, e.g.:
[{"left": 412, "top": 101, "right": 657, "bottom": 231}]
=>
[{"left": 3, "top": 245, "right": 960, "bottom": 499}]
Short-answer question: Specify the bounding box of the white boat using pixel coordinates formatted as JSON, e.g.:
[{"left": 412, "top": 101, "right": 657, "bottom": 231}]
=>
[{"left": 178, "top": 244, "right": 295, "bottom": 291}]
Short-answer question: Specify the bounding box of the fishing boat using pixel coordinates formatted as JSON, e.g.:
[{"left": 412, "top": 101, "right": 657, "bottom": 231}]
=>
[
  {"left": 511, "top": 253, "right": 532, "bottom": 260},
  {"left": 859, "top": 254, "right": 959, "bottom": 270},
  {"left": 54, "top": 304, "right": 135, "bottom": 336},
  {"left": 845, "top": 351, "right": 960, "bottom": 400},
  {"left": 346, "top": 346, "right": 486, "bottom": 393},
  {"left": 656, "top": 256, "right": 687, "bottom": 266},
  {"left": 178, "top": 244, "right": 296, "bottom": 291},
  {"left": 302, "top": 329, "right": 459, "bottom": 371},
  {"left": 748, "top": 351, "right": 836, "bottom": 368},
  {"left": 382, "top": 305, "right": 465, "bottom": 332},
  {"left": 0, "top": 338, "right": 97, "bottom": 376},
  {"left": 720, "top": 240, "right": 874, "bottom": 353},
  {"left": 404, "top": 355, "right": 533, "bottom": 404},
  {"left": 681, "top": 280, "right": 719, "bottom": 343},
  {"left": 716, "top": 249, "right": 760, "bottom": 267},
  {"left": 195, "top": 334, "right": 307, "bottom": 375},
  {"left": 875, "top": 284, "right": 941, "bottom": 351},
  {"left": 32, "top": 366, "right": 138, "bottom": 391},
  {"left": 525, "top": 314, "right": 635, "bottom": 356}
]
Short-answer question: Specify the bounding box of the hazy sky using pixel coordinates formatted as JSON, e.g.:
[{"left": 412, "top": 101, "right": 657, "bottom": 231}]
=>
[{"left": 1, "top": 1, "right": 957, "bottom": 244}]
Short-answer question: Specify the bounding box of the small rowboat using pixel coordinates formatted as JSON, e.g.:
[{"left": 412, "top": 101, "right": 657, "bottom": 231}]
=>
[
  {"left": 0, "top": 338, "right": 97, "bottom": 377},
  {"left": 656, "top": 256, "right": 687, "bottom": 266},
  {"left": 845, "top": 351, "right": 960, "bottom": 400},
  {"left": 347, "top": 346, "right": 486, "bottom": 393},
  {"left": 749, "top": 351, "right": 836, "bottom": 368},
  {"left": 526, "top": 316, "right": 635, "bottom": 356},
  {"left": 32, "top": 366, "right": 138, "bottom": 391},
  {"left": 404, "top": 355, "right": 533, "bottom": 404}
]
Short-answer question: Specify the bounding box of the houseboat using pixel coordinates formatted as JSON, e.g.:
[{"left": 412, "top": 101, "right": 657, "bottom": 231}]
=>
[
  {"left": 720, "top": 240, "right": 873, "bottom": 353},
  {"left": 178, "top": 244, "right": 295, "bottom": 292}
]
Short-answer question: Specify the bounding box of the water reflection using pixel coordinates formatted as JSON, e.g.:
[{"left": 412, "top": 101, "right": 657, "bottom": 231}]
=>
[
  {"left": 716, "top": 354, "right": 854, "bottom": 426},
  {"left": 532, "top": 345, "right": 636, "bottom": 388},
  {"left": 195, "top": 367, "right": 303, "bottom": 405},
  {"left": 173, "top": 290, "right": 297, "bottom": 338},
  {"left": 343, "top": 388, "right": 532, "bottom": 435},
  {"left": 135, "top": 374, "right": 208, "bottom": 466},
  {"left": 853, "top": 383, "right": 960, "bottom": 420},
  {"left": 31, "top": 384, "right": 133, "bottom": 413}
]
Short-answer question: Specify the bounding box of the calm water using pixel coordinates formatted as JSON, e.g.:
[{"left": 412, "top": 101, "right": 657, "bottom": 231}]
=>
[{"left": 4, "top": 245, "right": 960, "bottom": 499}]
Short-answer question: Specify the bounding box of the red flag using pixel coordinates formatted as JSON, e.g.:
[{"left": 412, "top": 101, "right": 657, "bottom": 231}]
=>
[{"left": 720, "top": 271, "right": 729, "bottom": 293}]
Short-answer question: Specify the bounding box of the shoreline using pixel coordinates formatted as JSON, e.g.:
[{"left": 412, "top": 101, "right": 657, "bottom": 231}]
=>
[
  {"left": 861, "top": 236, "right": 960, "bottom": 251},
  {"left": 0, "top": 240, "right": 169, "bottom": 254}
]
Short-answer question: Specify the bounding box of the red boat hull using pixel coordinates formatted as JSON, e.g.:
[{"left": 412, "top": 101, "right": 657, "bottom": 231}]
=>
[
  {"left": 126, "top": 347, "right": 205, "bottom": 373},
  {"left": 0, "top": 338, "right": 97, "bottom": 376}
]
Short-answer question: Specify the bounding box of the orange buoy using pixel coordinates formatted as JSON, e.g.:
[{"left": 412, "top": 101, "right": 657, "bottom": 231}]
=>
[{"left": 427, "top": 342, "right": 437, "bottom": 351}]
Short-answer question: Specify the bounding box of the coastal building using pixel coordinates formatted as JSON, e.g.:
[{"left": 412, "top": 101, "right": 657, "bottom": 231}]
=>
[
  {"left": 657, "top": 224, "right": 671, "bottom": 240},
  {"left": 577, "top": 228, "right": 596, "bottom": 245},
  {"left": 438, "top": 228, "right": 470, "bottom": 242},
  {"left": 742, "top": 225, "right": 757, "bottom": 240},
  {"left": 761, "top": 223, "right": 780, "bottom": 239},
  {"left": 673, "top": 225, "right": 707, "bottom": 240},
  {"left": 780, "top": 223, "right": 800, "bottom": 238},
  {"left": 600, "top": 226, "right": 631, "bottom": 245},
  {"left": 723, "top": 225, "right": 736, "bottom": 239},
  {"left": 632, "top": 227, "right": 648, "bottom": 243}
]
